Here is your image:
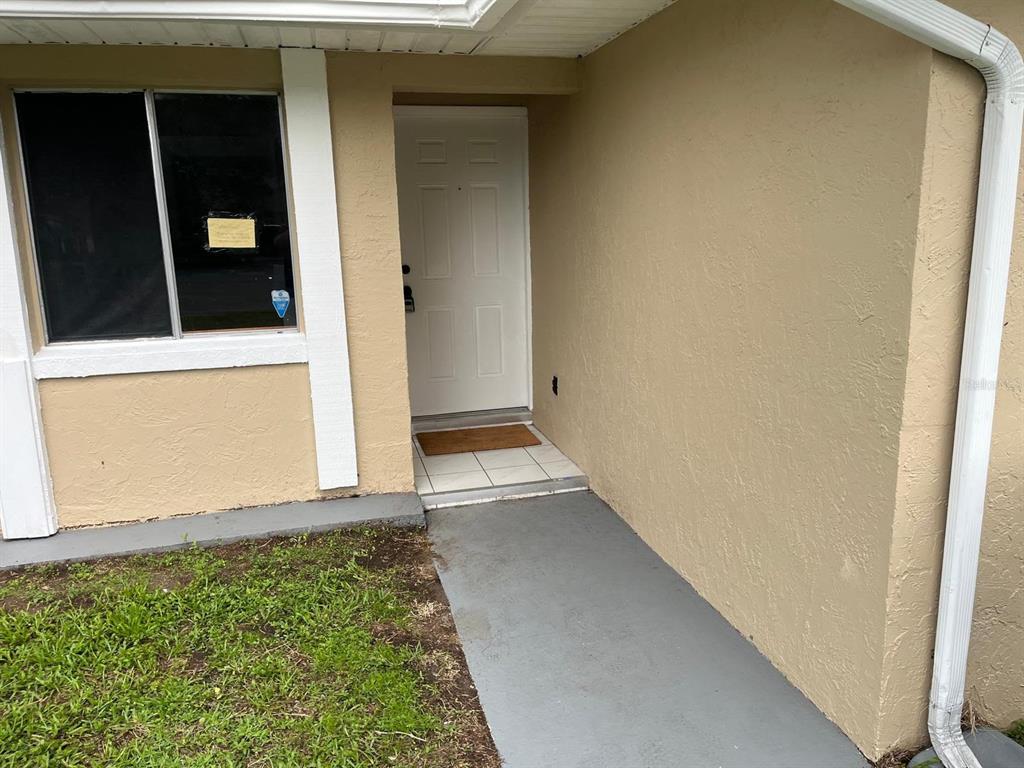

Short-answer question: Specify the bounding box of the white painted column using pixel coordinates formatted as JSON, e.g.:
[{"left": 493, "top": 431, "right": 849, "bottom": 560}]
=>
[
  {"left": 0, "top": 113, "right": 57, "bottom": 539},
  {"left": 280, "top": 48, "right": 358, "bottom": 489}
]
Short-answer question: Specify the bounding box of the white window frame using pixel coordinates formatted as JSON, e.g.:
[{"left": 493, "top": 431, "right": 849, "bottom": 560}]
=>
[
  {"left": 0, "top": 111, "right": 57, "bottom": 540},
  {"left": 1, "top": 49, "right": 358, "bottom": 539},
  {"left": 13, "top": 86, "right": 305, "bottom": 369}
]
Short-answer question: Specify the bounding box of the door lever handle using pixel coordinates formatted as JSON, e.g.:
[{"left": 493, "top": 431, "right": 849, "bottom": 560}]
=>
[{"left": 402, "top": 264, "right": 414, "bottom": 311}]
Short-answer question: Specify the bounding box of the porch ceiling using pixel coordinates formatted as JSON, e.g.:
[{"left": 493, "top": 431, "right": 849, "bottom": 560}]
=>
[{"left": 0, "top": 0, "right": 675, "bottom": 58}]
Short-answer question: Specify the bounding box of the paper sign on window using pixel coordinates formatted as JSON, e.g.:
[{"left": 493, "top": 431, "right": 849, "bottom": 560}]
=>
[{"left": 207, "top": 217, "right": 256, "bottom": 249}]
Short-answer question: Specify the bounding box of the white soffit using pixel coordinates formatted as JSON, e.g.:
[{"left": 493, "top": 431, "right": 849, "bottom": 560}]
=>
[{"left": 0, "top": 0, "right": 676, "bottom": 58}]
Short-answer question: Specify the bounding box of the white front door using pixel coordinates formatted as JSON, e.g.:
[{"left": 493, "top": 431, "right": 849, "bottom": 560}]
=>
[{"left": 395, "top": 107, "right": 530, "bottom": 417}]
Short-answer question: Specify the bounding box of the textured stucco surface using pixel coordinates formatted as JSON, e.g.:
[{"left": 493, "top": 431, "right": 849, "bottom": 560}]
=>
[
  {"left": 0, "top": 45, "right": 576, "bottom": 528},
  {"left": 329, "top": 50, "right": 577, "bottom": 96},
  {"left": 876, "top": 52, "right": 983, "bottom": 752},
  {"left": 528, "top": 0, "right": 1022, "bottom": 757},
  {"left": 37, "top": 367, "right": 320, "bottom": 528},
  {"left": 528, "top": 0, "right": 932, "bottom": 758}
]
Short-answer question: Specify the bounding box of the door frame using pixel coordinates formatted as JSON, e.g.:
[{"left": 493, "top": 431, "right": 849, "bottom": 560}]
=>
[{"left": 393, "top": 105, "right": 533, "bottom": 414}]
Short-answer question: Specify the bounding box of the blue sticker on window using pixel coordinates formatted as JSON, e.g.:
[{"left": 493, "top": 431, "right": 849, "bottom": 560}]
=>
[{"left": 271, "top": 290, "right": 290, "bottom": 319}]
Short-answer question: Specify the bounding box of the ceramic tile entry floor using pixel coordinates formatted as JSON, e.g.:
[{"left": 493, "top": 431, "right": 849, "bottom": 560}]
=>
[{"left": 412, "top": 425, "right": 584, "bottom": 495}]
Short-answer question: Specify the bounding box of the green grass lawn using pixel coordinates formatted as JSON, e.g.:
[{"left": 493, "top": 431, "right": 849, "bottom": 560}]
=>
[
  {"left": 1009, "top": 719, "right": 1024, "bottom": 746},
  {"left": 0, "top": 528, "right": 498, "bottom": 768}
]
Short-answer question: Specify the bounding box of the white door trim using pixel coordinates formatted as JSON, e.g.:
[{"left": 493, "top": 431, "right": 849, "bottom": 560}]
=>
[
  {"left": 522, "top": 110, "right": 532, "bottom": 411},
  {"left": 0, "top": 111, "right": 57, "bottom": 540},
  {"left": 394, "top": 104, "right": 533, "bottom": 413},
  {"left": 393, "top": 106, "right": 528, "bottom": 119}
]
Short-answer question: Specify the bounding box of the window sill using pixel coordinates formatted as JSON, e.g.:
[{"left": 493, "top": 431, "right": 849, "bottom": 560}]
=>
[{"left": 32, "top": 332, "right": 308, "bottom": 380}]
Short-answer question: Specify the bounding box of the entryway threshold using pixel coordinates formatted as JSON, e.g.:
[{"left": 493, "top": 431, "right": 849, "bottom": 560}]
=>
[
  {"left": 421, "top": 476, "right": 588, "bottom": 510},
  {"left": 412, "top": 406, "right": 532, "bottom": 433}
]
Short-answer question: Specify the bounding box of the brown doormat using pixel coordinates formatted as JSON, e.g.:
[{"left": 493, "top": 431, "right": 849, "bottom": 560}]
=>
[{"left": 417, "top": 424, "right": 541, "bottom": 456}]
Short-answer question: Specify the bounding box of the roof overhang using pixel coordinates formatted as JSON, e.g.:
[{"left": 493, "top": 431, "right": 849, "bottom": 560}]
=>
[
  {"left": 0, "top": 0, "right": 521, "bottom": 31},
  {"left": 0, "top": 0, "right": 676, "bottom": 58}
]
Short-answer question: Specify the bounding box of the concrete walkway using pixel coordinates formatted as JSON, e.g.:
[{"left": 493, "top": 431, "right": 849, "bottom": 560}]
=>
[{"left": 429, "top": 492, "right": 869, "bottom": 768}]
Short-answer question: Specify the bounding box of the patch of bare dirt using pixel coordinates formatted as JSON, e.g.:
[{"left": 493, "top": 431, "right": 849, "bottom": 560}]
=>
[
  {"left": 147, "top": 568, "right": 193, "bottom": 593},
  {"left": 0, "top": 593, "right": 37, "bottom": 613},
  {"left": 874, "top": 749, "right": 916, "bottom": 768},
  {"left": 358, "top": 528, "right": 501, "bottom": 768}
]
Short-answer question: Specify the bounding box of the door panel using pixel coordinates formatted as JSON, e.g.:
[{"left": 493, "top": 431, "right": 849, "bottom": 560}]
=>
[
  {"left": 470, "top": 185, "right": 500, "bottom": 276},
  {"left": 395, "top": 110, "right": 529, "bottom": 417},
  {"left": 419, "top": 186, "right": 452, "bottom": 278}
]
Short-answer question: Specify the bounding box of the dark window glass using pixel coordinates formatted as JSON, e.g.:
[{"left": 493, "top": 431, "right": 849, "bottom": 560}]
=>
[
  {"left": 154, "top": 93, "right": 296, "bottom": 332},
  {"left": 15, "top": 92, "right": 172, "bottom": 342}
]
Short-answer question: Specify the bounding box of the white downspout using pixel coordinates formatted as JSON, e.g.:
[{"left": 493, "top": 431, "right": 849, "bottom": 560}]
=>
[{"left": 831, "top": 2, "right": 1024, "bottom": 767}]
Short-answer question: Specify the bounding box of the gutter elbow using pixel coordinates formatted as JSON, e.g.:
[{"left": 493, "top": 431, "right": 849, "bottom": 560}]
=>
[
  {"left": 929, "top": 707, "right": 983, "bottom": 768},
  {"left": 971, "top": 26, "right": 1024, "bottom": 103}
]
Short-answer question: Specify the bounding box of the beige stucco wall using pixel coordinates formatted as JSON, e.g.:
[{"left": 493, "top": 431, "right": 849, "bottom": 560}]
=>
[
  {"left": 528, "top": 0, "right": 932, "bottom": 756},
  {"left": 37, "top": 367, "right": 321, "bottom": 527},
  {"left": 528, "top": 0, "right": 1021, "bottom": 757},
  {"left": 874, "top": 52, "right": 982, "bottom": 751},
  {"left": 879, "top": 0, "right": 1024, "bottom": 746},
  {"left": 0, "top": 45, "right": 576, "bottom": 528}
]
